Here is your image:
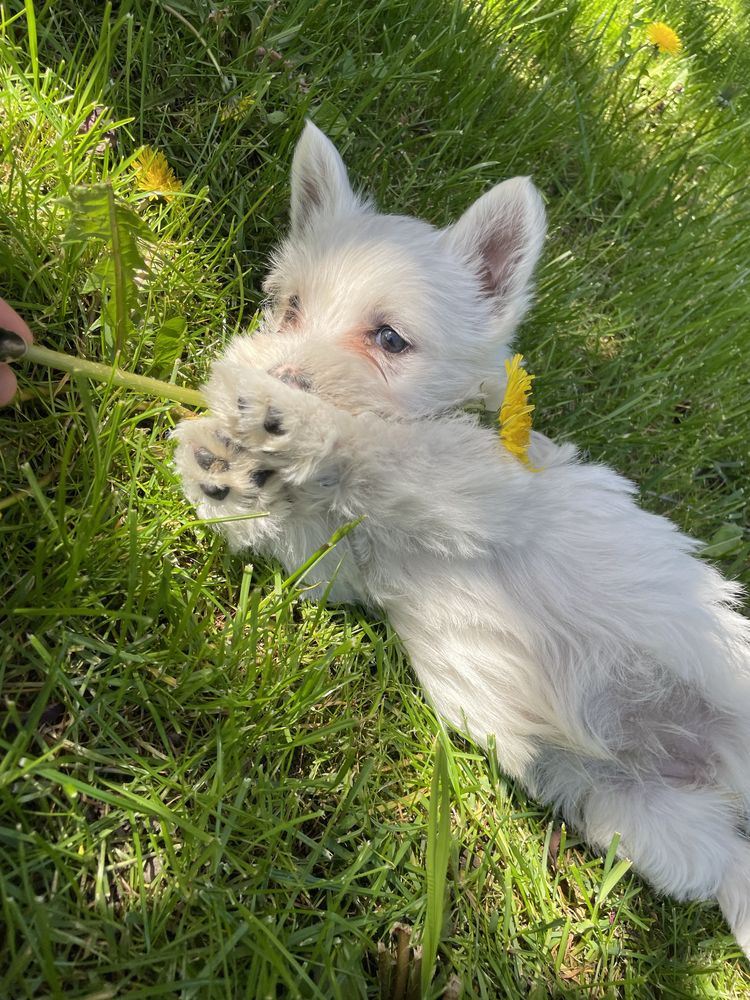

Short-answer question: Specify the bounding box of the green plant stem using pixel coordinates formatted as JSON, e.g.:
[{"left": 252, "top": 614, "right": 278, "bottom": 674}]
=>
[
  {"left": 105, "top": 181, "right": 128, "bottom": 355},
  {"left": 23, "top": 342, "right": 205, "bottom": 408}
]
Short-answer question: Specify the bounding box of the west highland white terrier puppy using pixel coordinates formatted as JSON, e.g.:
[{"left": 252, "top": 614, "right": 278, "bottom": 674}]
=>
[{"left": 174, "top": 122, "right": 750, "bottom": 957}]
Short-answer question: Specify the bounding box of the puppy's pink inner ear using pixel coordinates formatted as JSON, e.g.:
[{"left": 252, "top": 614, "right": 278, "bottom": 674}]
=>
[
  {"left": 475, "top": 213, "right": 527, "bottom": 298},
  {"left": 447, "top": 177, "right": 546, "bottom": 321},
  {"left": 299, "top": 175, "right": 324, "bottom": 214}
]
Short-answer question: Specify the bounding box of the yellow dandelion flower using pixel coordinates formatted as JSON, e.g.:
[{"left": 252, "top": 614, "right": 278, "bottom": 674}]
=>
[
  {"left": 499, "top": 353, "right": 537, "bottom": 469},
  {"left": 646, "top": 22, "right": 682, "bottom": 56},
  {"left": 133, "top": 146, "right": 182, "bottom": 200}
]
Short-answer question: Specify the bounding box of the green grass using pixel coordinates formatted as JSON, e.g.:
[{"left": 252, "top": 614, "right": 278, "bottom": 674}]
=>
[{"left": 1, "top": 0, "right": 749, "bottom": 996}]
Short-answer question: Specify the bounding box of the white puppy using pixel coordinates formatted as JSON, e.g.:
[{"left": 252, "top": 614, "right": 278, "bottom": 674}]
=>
[{"left": 174, "top": 123, "right": 750, "bottom": 957}]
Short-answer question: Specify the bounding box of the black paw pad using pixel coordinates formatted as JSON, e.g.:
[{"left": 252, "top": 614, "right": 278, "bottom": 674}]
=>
[
  {"left": 251, "top": 468, "right": 274, "bottom": 488},
  {"left": 194, "top": 447, "right": 229, "bottom": 473},
  {"left": 200, "top": 482, "right": 230, "bottom": 500},
  {"left": 263, "top": 407, "right": 284, "bottom": 435}
]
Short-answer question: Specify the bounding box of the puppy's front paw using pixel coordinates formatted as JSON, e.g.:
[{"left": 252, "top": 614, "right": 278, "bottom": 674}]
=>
[
  {"left": 206, "top": 368, "right": 342, "bottom": 488},
  {"left": 172, "top": 415, "right": 287, "bottom": 514},
  {"left": 232, "top": 369, "right": 295, "bottom": 442}
]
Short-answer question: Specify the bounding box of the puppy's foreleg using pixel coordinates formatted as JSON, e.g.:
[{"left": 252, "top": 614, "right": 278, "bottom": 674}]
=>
[{"left": 199, "top": 369, "right": 519, "bottom": 560}]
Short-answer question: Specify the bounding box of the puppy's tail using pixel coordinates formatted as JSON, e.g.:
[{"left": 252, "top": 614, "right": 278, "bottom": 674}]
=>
[{"left": 718, "top": 849, "right": 750, "bottom": 961}]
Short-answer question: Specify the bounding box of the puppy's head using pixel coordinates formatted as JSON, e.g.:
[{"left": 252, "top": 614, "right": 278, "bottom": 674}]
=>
[{"left": 221, "top": 122, "right": 546, "bottom": 417}]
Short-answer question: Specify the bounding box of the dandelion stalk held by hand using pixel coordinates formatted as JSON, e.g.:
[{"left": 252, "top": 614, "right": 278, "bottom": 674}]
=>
[{"left": 0, "top": 328, "right": 205, "bottom": 408}]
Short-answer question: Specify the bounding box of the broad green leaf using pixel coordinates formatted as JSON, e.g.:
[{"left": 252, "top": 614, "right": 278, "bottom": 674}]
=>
[
  {"left": 61, "top": 182, "right": 156, "bottom": 354},
  {"left": 701, "top": 523, "right": 745, "bottom": 559},
  {"left": 153, "top": 315, "right": 188, "bottom": 374}
]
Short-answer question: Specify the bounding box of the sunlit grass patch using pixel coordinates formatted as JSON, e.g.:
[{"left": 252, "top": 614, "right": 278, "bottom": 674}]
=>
[{"left": 1, "top": 0, "right": 749, "bottom": 997}]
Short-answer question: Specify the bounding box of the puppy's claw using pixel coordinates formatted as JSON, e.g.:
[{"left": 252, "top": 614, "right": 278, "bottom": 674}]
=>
[{"left": 214, "top": 429, "right": 240, "bottom": 451}]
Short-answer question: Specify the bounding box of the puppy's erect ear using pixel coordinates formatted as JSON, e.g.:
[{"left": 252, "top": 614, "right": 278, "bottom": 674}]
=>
[
  {"left": 445, "top": 177, "right": 546, "bottom": 326},
  {"left": 290, "top": 121, "right": 360, "bottom": 233}
]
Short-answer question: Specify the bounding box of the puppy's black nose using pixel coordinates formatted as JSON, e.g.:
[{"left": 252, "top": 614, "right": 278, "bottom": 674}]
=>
[{"left": 268, "top": 364, "right": 312, "bottom": 391}]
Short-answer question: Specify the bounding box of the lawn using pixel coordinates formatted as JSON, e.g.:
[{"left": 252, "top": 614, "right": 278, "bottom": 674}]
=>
[{"left": 1, "top": 0, "right": 749, "bottom": 997}]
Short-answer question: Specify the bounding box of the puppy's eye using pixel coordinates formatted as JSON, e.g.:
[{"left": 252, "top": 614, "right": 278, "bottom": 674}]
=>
[{"left": 374, "top": 325, "right": 409, "bottom": 354}]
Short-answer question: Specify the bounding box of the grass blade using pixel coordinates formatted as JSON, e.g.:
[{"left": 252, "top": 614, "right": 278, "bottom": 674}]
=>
[{"left": 421, "top": 734, "right": 452, "bottom": 997}]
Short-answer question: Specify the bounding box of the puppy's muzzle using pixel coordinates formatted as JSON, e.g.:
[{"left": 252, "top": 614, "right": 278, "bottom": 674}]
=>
[{"left": 268, "top": 364, "right": 312, "bottom": 392}]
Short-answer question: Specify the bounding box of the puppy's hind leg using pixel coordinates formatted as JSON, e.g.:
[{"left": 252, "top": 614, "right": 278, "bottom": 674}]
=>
[
  {"left": 573, "top": 774, "right": 749, "bottom": 954},
  {"left": 718, "top": 851, "right": 750, "bottom": 960}
]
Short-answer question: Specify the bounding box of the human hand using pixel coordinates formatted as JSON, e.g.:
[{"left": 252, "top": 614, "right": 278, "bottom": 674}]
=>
[{"left": 0, "top": 298, "right": 33, "bottom": 405}]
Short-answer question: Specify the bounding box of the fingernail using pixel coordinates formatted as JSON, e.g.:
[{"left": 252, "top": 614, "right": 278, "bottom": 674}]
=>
[{"left": 0, "top": 328, "right": 28, "bottom": 362}]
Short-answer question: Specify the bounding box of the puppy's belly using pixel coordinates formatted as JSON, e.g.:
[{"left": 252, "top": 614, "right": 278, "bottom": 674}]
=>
[{"left": 388, "top": 601, "right": 740, "bottom": 795}]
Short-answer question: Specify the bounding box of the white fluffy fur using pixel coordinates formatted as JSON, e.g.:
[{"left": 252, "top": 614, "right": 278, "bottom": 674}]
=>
[{"left": 174, "top": 122, "right": 750, "bottom": 957}]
